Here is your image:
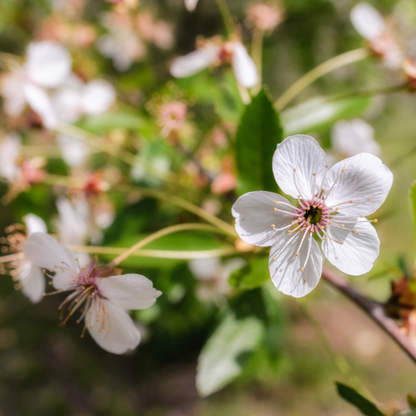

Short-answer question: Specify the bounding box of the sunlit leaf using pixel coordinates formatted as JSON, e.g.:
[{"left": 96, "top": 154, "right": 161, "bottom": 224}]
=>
[
  {"left": 336, "top": 382, "right": 385, "bottom": 416},
  {"left": 235, "top": 88, "right": 283, "bottom": 195},
  {"left": 282, "top": 95, "right": 371, "bottom": 135}
]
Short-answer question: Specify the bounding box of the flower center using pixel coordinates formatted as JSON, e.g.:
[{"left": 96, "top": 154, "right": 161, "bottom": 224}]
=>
[{"left": 304, "top": 206, "right": 322, "bottom": 225}]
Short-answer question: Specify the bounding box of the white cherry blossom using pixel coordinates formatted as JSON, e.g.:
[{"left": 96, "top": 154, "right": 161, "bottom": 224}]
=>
[
  {"left": 0, "top": 134, "right": 21, "bottom": 183},
  {"left": 1, "top": 41, "right": 72, "bottom": 128},
  {"left": 331, "top": 119, "right": 381, "bottom": 159},
  {"left": 0, "top": 214, "right": 47, "bottom": 303},
  {"left": 350, "top": 3, "right": 403, "bottom": 69},
  {"left": 170, "top": 39, "right": 258, "bottom": 88},
  {"left": 22, "top": 232, "right": 162, "bottom": 354},
  {"left": 232, "top": 135, "right": 393, "bottom": 298}
]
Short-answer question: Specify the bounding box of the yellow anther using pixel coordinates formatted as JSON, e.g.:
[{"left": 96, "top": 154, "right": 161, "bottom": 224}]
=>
[
  {"left": 360, "top": 215, "right": 364, "bottom": 218},
  {"left": 274, "top": 201, "right": 278, "bottom": 204},
  {"left": 356, "top": 231, "right": 360, "bottom": 235},
  {"left": 318, "top": 205, "right": 322, "bottom": 209},
  {"left": 273, "top": 208, "right": 277, "bottom": 211},
  {"left": 303, "top": 279, "right": 306, "bottom": 284},
  {"left": 368, "top": 198, "right": 372, "bottom": 201},
  {"left": 272, "top": 257, "right": 276, "bottom": 261},
  {"left": 301, "top": 268, "right": 304, "bottom": 272},
  {"left": 293, "top": 168, "right": 296, "bottom": 171},
  {"left": 374, "top": 219, "right": 378, "bottom": 223},
  {"left": 295, "top": 252, "right": 299, "bottom": 256},
  {"left": 341, "top": 224, "right": 345, "bottom": 228},
  {"left": 342, "top": 169, "right": 346, "bottom": 172},
  {"left": 271, "top": 224, "right": 275, "bottom": 228},
  {"left": 350, "top": 200, "right": 353, "bottom": 203},
  {"left": 325, "top": 165, "right": 328, "bottom": 168},
  {"left": 313, "top": 173, "right": 316, "bottom": 176},
  {"left": 324, "top": 238, "right": 327, "bottom": 241},
  {"left": 287, "top": 230, "right": 291, "bottom": 234},
  {"left": 328, "top": 221, "right": 331, "bottom": 224},
  {"left": 313, "top": 205, "right": 316, "bottom": 209}
]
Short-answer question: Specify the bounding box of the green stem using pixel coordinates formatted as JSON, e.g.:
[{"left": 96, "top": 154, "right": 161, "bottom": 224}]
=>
[
  {"left": 275, "top": 48, "right": 369, "bottom": 111},
  {"left": 251, "top": 30, "right": 264, "bottom": 95},
  {"left": 215, "top": 0, "right": 234, "bottom": 35},
  {"left": 108, "top": 223, "right": 229, "bottom": 267}
]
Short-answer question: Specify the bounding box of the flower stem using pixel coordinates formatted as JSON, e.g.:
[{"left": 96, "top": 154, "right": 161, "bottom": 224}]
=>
[
  {"left": 108, "top": 223, "right": 232, "bottom": 267},
  {"left": 322, "top": 266, "right": 416, "bottom": 365},
  {"left": 251, "top": 29, "right": 264, "bottom": 95},
  {"left": 275, "top": 48, "right": 369, "bottom": 111},
  {"left": 215, "top": 0, "right": 234, "bottom": 36},
  {"left": 68, "top": 245, "right": 238, "bottom": 259}
]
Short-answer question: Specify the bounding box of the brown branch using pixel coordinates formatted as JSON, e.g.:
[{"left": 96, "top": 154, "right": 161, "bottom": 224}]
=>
[{"left": 322, "top": 266, "right": 416, "bottom": 365}]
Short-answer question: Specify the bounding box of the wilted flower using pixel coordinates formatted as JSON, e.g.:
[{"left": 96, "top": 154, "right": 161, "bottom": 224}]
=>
[
  {"left": 350, "top": 2, "right": 403, "bottom": 69},
  {"left": 232, "top": 135, "right": 393, "bottom": 298},
  {"left": 170, "top": 36, "right": 259, "bottom": 88},
  {"left": 22, "top": 232, "right": 162, "bottom": 354},
  {"left": 0, "top": 214, "right": 47, "bottom": 303},
  {"left": 245, "top": 2, "right": 284, "bottom": 33},
  {"left": 189, "top": 257, "right": 245, "bottom": 303},
  {"left": 331, "top": 119, "right": 381, "bottom": 159},
  {"left": 0, "top": 41, "right": 72, "bottom": 128}
]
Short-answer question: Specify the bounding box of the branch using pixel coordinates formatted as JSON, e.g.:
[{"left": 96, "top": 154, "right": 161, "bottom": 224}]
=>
[{"left": 322, "top": 266, "right": 416, "bottom": 365}]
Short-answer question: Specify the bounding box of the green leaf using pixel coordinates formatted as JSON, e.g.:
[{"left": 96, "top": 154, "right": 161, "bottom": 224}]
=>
[
  {"left": 197, "top": 313, "right": 264, "bottom": 397},
  {"left": 336, "top": 383, "right": 385, "bottom": 416},
  {"left": 408, "top": 393, "right": 416, "bottom": 410},
  {"left": 77, "top": 111, "right": 145, "bottom": 134},
  {"left": 410, "top": 181, "right": 416, "bottom": 240},
  {"left": 228, "top": 258, "right": 269, "bottom": 290},
  {"left": 282, "top": 95, "right": 371, "bottom": 135},
  {"left": 235, "top": 88, "right": 283, "bottom": 195}
]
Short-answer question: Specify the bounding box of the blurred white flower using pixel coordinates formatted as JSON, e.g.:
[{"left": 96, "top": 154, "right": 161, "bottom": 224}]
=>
[
  {"left": 170, "top": 38, "right": 258, "bottom": 88},
  {"left": 189, "top": 257, "right": 245, "bottom": 303},
  {"left": 184, "top": 0, "right": 199, "bottom": 12},
  {"left": 0, "top": 214, "right": 47, "bottom": 303},
  {"left": 1, "top": 41, "right": 72, "bottom": 128},
  {"left": 331, "top": 119, "right": 381, "bottom": 158},
  {"left": 23, "top": 232, "right": 162, "bottom": 354},
  {"left": 232, "top": 134, "right": 393, "bottom": 298},
  {"left": 136, "top": 11, "right": 174, "bottom": 50},
  {"left": 0, "top": 134, "right": 21, "bottom": 183},
  {"left": 245, "top": 2, "right": 284, "bottom": 33},
  {"left": 350, "top": 2, "right": 403, "bottom": 69}
]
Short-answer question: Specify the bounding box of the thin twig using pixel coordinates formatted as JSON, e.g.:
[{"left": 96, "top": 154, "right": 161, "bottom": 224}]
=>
[{"left": 322, "top": 266, "right": 416, "bottom": 365}]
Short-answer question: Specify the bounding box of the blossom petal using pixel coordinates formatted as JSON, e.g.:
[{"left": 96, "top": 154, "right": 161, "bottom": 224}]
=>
[
  {"left": 98, "top": 274, "right": 162, "bottom": 310},
  {"left": 323, "top": 153, "right": 393, "bottom": 217},
  {"left": 87, "top": 298, "right": 141, "bottom": 354},
  {"left": 232, "top": 43, "right": 259, "bottom": 88},
  {"left": 170, "top": 46, "right": 220, "bottom": 78},
  {"left": 322, "top": 220, "right": 379, "bottom": 275},
  {"left": 25, "top": 41, "right": 72, "bottom": 88},
  {"left": 22, "top": 232, "right": 77, "bottom": 289},
  {"left": 24, "top": 214, "right": 47, "bottom": 234},
  {"left": 0, "top": 134, "right": 21, "bottom": 182},
  {"left": 350, "top": 2, "right": 386, "bottom": 41},
  {"left": 56, "top": 134, "right": 89, "bottom": 167},
  {"left": 269, "top": 231, "right": 322, "bottom": 298},
  {"left": 22, "top": 83, "right": 58, "bottom": 129},
  {"left": 232, "top": 191, "right": 296, "bottom": 247},
  {"left": 1, "top": 72, "right": 26, "bottom": 117},
  {"left": 272, "top": 135, "right": 328, "bottom": 200},
  {"left": 81, "top": 80, "right": 116, "bottom": 115},
  {"left": 331, "top": 119, "right": 380, "bottom": 157},
  {"left": 20, "top": 265, "right": 45, "bottom": 304},
  {"left": 189, "top": 258, "right": 220, "bottom": 280},
  {"left": 184, "top": 0, "right": 199, "bottom": 11}
]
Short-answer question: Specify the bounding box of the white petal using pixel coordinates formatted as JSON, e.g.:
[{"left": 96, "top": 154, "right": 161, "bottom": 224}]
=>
[
  {"left": 81, "top": 80, "right": 116, "bottom": 115},
  {"left": 323, "top": 153, "right": 393, "bottom": 217},
  {"left": 22, "top": 83, "right": 58, "bottom": 129},
  {"left": 87, "top": 298, "right": 141, "bottom": 354},
  {"left": 170, "top": 46, "right": 220, "bottom": 78},
  {"left": 25, "top": 41, "right": 72, "bottom": 88},
  {"left": 19, "top": 265, "right": 45, "bottom": 304},
  {"left": 0, "top": 134, "right": 21, "bottom": 182},
  {"left": 56, "top": 134, "right": 89, "bottom": 167},
  {"left": 232, "top": 191, "right": 296, "bottom": 247},
  {"left": 97, "top": 274, "right": 162, "bottom": 310},
  {"left": 1, "top": 72, "right": 26, "bottom": 117},
  {"left": 322, "top": 220, "right": 379, "bottom": 275},
  {"left": 331, "top": 119, "right": 380, "bottom": 157},
  {"left": 22, "top": 232, "right": 77, "bottom": 289},
  {"left": 272, "top": 135, "right": 328, "bottom": 200},
  {"left": 52, "top": 81, "right": 83, "bottom": 123},
  {"left": 231, "top": 43, "right": 259, "bottom": 88},
  {"left": 189, "top": 258, "right": 220, "bottom": 280},
  {"left": 24, "top": 214, "right": 47, "bottom": 234},
  {"left": 269, "top": 231, "right": 322, "bottom": 298},
  {"left": 350, "top": 2, "right": 386, "bottom": 41},
  {"left": 185, "top": 0, "right": 199, "bottom": 11}
]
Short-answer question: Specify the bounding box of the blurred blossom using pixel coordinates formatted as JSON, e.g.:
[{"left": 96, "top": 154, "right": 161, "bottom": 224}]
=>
[
  {"left": 0, "top": 214, "right": 47, "bottom": 303},
  {"left": 98, "top": 11, "right": 145, "bottom": 71},
  {"left": 50, "top": 0, "right": 85, "bottom": 16},
  {"left": 136, "top": 11, "right": 174, "bottom": 50},
  {"left": 232, "top": 135, "right": 393, "bottom": 298},
  {"left": 56, "top": 134, "right": 89, "bottom": 167},
  {"left": 158, "top": 101, "right": 188, "bottom": 137},
  {"left": 22, "top": 233, "right": 162, "bottom": 354},
  {"left": 0, "top": 134, "right": 21, "bottom": 183},
  {"left": 0, "top": 41, "right": 72, "bottom": 128},
  {"left": 350, "top": 2, "right": 403, "bottom": 69},
  {"left": 245, "top": 2, "right": 284, "bottom": 33},
  {"left": 184, "top": 0, "right": 199, "bottom": 12},
  {"left": 170, "top": 36, "right": 258, "bottom": 88},
  {"left": 330, "top": 119, "right": 381, "bottom": 160},
  {"left": 189, "top": 257, "right": 245, "bottom": 303},
  {"left": 211, "top": 172, "right": 236, "bottom": 195}
]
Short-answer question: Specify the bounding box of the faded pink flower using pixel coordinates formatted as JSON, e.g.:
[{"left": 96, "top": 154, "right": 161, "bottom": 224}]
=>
[{"left": 246, "top": 2, "right": 284, "bottom": 33}]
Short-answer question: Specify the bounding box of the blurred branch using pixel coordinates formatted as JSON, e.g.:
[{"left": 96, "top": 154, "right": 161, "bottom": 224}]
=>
[
  {"left": 275, "top": 48, "right": 369, "bottom": 111},
  {"left": 322, "top": 266, "right": 416, "bottom": 365},
  {"left": 67, "top": 245, "right": 238, "bottom": 259}
]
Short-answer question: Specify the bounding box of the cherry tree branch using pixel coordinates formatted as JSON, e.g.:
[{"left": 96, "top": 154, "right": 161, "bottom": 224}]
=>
[{"left": 322, "top": 266, "right": 416, "bottom": 365}]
